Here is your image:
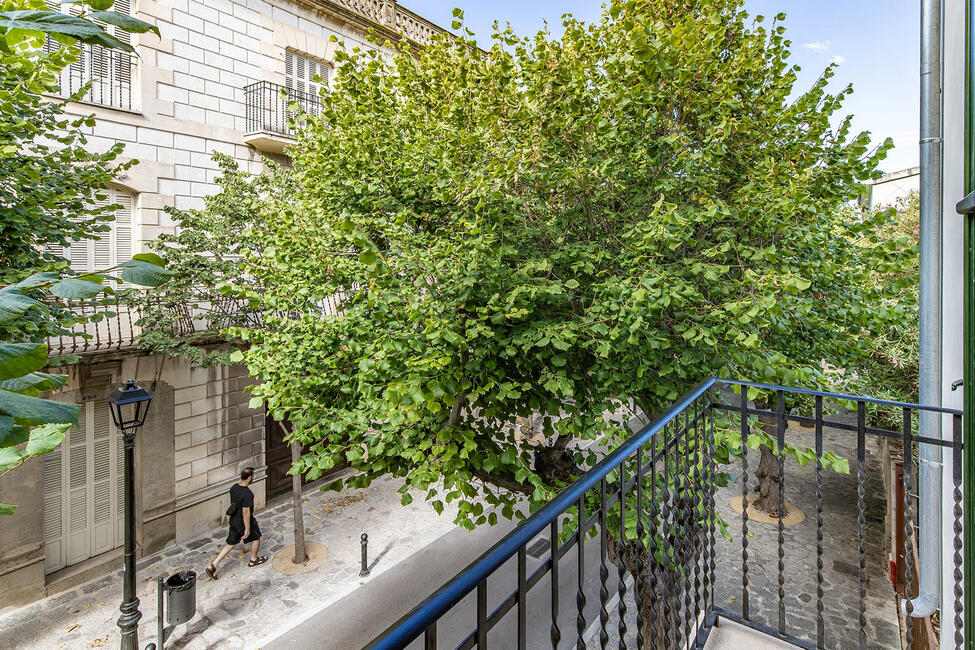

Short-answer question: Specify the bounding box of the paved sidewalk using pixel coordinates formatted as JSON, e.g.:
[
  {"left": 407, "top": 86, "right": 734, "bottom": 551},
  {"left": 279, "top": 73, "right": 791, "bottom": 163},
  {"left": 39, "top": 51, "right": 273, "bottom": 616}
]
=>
[{"left": 0, "top": 475, "right": 461, "bottom": 649}]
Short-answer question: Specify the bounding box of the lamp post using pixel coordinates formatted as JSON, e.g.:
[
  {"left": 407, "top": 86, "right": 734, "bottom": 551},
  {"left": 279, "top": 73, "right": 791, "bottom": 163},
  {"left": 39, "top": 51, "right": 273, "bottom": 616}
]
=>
[{"left": 107, "top": 380, "right": 153, "bottom": 650}]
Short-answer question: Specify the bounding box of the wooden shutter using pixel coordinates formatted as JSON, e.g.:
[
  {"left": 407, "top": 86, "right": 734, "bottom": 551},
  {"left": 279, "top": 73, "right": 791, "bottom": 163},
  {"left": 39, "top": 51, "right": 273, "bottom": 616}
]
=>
[
  {"left": 43, "top": 444, "right": 64, "bottom": 573},
  {"left": 65, "top": 409, "right": 90, "bottom": 566},
  {"left": 90, "top": 403, "right": 114, "bottom": 555},
  {"left": 286, "top": 51, "right": 328, "bottom": 97},
  {"left": 57, "top": 189, "right": 136, "bottom": 274},
  {"left": 43, "top": 401, "right": 126, "bottom": 573}
]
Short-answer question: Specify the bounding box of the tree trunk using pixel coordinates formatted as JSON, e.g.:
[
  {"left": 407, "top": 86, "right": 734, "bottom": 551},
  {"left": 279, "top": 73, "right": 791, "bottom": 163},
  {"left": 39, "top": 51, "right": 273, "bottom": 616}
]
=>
[
  {"left": 607, "top": 494, "right": 703, "bottom": 646},
  {"left": 752, "top": 443, "right": 782, "bottom": 516},
  {"left": 290, "top": 439, "right": 308, "bottom": 564},
  {"left": 751, "top": 409, "right": 784, "bottom": 516},
  {"left": 277, "top": 420, "right": 308, "bottom": 565}
]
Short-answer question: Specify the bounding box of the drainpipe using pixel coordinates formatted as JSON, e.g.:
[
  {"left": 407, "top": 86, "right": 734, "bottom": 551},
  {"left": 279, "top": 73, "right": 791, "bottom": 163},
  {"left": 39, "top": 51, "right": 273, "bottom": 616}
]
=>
[{"left": 904, "top": 0, "right": 944, "bottom": 619}]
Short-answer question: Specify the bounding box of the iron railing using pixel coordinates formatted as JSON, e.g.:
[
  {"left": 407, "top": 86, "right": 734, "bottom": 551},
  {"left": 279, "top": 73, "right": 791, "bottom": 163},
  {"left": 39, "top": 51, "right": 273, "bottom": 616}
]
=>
[
  {"left": 244, "top": 81, "right": 321, "bottom": 138},
  {"left": 47, "top": 285, "right": 357, "bottom": 357},
  {"left": 369, "top": 378, "right": 965, "bottom": 649}
]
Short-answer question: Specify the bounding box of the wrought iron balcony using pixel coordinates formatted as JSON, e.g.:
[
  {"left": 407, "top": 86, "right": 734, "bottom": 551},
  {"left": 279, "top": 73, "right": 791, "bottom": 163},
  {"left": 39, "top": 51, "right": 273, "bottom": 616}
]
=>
[
  {"left": 243, "top": 81, "right": 321, "bottom": 153},
  {"left": 369, "top": 379, "right": 965, "bottom": 649}
]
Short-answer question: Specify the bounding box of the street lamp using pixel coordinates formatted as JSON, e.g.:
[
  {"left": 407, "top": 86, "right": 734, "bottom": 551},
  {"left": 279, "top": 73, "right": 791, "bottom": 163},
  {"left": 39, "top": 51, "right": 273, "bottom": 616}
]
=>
[{"left": 108, "top": 380, "right": 153, "bottom": 650}]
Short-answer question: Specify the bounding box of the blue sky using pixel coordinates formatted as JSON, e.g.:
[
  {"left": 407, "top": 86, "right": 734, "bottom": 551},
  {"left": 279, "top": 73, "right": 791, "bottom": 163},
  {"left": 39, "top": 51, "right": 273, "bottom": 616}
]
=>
[{"left": 401, "top": 1, "right": 919, "bottom": 173}]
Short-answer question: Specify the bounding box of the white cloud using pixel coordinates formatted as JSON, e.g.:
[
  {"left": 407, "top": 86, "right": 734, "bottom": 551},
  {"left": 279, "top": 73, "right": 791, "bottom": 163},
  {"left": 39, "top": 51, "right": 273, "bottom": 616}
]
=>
[
  {"left": 802, "top": 41, "right": 831, "bottom": 53},
  {"left": 829, "top": 55, "right": 846, "bottom": 65}
]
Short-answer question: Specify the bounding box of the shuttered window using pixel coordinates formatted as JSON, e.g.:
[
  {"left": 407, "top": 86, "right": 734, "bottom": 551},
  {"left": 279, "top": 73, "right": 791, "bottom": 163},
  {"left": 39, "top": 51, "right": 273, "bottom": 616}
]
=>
[
  {"left": 43, "top": 400, "right": 125, "bottom": 574},
  {"left": 285, "top": 51, "right": 328, "bottom": 99},
  {"left": 43, "top": 0, "right": 137, "bottom": 111},
  {"left": 46, "top": 189, "right": 135, "bottom": 274}
]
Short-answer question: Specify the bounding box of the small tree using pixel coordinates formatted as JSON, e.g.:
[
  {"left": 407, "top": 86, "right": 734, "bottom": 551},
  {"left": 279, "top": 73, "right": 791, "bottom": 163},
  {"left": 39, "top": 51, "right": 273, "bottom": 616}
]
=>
[
  {"left": 0, "top": 0, "right": 166, "bottom": 515},
  {"left": 140, "top": 157, "right": 313, "bottom": 563}
]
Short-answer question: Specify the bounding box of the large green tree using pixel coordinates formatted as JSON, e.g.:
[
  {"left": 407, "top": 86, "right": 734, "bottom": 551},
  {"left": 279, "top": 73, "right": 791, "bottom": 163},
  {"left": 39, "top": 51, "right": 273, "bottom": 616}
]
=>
[{"left": 226, "top": 0, "right": 907, "bottom": 528}]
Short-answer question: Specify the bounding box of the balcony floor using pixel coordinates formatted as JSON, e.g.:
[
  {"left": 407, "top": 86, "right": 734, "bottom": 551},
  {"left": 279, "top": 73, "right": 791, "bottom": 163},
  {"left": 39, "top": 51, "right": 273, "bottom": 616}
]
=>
[{"left": 704, "top": 618, "right": 800, "bottom": 649}]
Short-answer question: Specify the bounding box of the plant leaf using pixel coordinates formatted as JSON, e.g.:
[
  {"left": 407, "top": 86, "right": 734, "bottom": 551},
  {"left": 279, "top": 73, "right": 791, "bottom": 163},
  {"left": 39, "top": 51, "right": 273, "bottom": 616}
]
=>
[
  {"left": 0, "top": 343, "right": 48, "bottom": 381},
  {"left": 0, "top": 389, "right": 79, "bottom": 425}
]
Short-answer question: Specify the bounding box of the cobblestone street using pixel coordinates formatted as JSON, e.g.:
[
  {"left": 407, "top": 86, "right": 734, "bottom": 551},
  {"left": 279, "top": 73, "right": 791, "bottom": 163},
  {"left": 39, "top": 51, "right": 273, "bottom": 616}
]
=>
[{"left": 0, "top": 476, "right": 460, "bottom": 649}]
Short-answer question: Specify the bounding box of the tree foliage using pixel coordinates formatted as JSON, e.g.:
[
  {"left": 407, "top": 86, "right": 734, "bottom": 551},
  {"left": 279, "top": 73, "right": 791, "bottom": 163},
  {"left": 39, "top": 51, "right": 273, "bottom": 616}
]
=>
[
  {"left": 217, "top": 0, "right": 909, "bottom": 528},
  {"left": 0, "top": 0, "right": 163, "bottom": 515},
  {"left": 0, "top": 0, "right": 157, "bottom": 281}
]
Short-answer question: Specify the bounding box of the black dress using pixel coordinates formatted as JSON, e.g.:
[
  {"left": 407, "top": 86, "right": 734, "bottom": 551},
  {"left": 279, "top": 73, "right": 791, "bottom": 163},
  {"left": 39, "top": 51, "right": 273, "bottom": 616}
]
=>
[{"left": 226, "top": 483, "right": 262, "bottom": 544}]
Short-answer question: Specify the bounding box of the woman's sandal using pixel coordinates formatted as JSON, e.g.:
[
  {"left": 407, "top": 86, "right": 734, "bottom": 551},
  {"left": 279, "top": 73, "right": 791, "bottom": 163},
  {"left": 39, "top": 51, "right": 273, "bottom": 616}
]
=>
[
  {"left": 248, "top": 556, "right": 268, "bottom": 567},
  {"left": 206, "top": 563, "right": 218, "bottom": 580}
]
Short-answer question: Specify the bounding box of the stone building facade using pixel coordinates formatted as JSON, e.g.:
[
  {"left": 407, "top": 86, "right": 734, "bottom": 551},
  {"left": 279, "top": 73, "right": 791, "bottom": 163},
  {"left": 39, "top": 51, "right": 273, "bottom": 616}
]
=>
[{"left": 0, "top": 0, "right": 446, "bottom": 610}]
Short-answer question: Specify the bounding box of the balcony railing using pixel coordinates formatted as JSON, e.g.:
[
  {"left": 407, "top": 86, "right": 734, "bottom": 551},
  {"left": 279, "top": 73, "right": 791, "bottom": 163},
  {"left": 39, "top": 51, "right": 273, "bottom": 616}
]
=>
[
  {"left": 369, "top": 379, "right": 965, "bottom": 649},
  {"left": 46, "top": 286, "right": 356, "bottom": 357},
  {"left": 244, "top": 81, "right": 321, "bottom": 140}
]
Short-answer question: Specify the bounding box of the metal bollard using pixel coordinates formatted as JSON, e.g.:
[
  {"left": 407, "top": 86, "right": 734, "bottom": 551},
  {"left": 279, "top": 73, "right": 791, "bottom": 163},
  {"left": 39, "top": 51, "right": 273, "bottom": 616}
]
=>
[{"left": 359, "top": 533, "right": 370, "bottom": 577}]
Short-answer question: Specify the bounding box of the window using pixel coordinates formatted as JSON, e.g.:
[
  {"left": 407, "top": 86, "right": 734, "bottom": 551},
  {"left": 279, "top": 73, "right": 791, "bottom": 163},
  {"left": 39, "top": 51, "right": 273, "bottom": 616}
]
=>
[
  {"left": 285, "top": 51, "right": 329, "bottom": 98},
  {"left": 46, "top": 189, "right": 135, "bottom": 274},
  {"left": 43, "top": 400, "right": 125, "bottom": 573},
  {"left": 43, "top": 0, "right": 137, "bottom": 111}
]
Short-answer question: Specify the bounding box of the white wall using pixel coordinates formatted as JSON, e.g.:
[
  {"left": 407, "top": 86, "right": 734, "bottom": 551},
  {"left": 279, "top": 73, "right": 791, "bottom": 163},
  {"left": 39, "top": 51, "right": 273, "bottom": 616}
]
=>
[{"left": 940, "top": 0, "right": 965, "bottom": 646}]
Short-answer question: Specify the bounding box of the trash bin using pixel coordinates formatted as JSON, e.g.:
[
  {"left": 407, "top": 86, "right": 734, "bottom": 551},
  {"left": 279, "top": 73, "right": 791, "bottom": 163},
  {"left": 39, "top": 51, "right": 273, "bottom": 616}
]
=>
[{"left": 164, "top": 570, "right": 196, "bottom": 626}]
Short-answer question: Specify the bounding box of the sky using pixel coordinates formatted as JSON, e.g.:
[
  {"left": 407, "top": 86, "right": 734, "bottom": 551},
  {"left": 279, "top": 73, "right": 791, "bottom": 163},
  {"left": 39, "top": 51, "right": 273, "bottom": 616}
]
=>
[{"left": 400, "top": 1, "right": 920, "bottom": 174}]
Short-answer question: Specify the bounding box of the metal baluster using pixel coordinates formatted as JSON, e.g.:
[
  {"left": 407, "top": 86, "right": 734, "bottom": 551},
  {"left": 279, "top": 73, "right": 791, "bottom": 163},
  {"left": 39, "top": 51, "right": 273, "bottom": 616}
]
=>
[
  {"left": 776, "top": 390, "right": 786, "bottom": 636},
  {"left": 856, "top": 402, "right": 867, "bottom": 649},
  {"left": 952, "top": 414, "right": 965, "bottom": 649},
  {"left": 647, "top": 438, "right": 658, "bottom": 649},
  {"left": 552, "top": 519, "right": 561, "bottom": 649},
  {"left": 815, "top": 396, "right": 825, "bottom": 649},
  {"left": 424, "top": 622, "right": 437, "bottom": 650},
  {"left": 706, "top": 392, "right": 717, "bottom": 623},
  {"left": 660, "top": 425, "right": 672, "bottom": 648},
  {"left": 577, "top": 494, "right": 587, "bottom": 650},
  {"left": 691, "top": 397, "right": 703, "bottom": 647},
  {"left": 617, "top": 458, "right": 629, "bottom": 649},
  {"left": 477, "top": 579, "right": 487, "bottom": 648},
  {"left": 739, "top": 389, "right": 750, "bottom": 621},
  {"left": 681, "top": 409, "right": 693, "bottom": 646},
  {"left": 902, "top": 408, "right": 914, "bottom": 647},
  {"left": 599, "top": 479, "right": 610, "bottom": 649},
  {"left": 635, "top": 447, "right": 646, "bottom": 650},
  {"left": 665, "top": 422, "right": 679, "bottom": 649},
  {"left": 518, "top": 546, "right": 528, "bottom": 650}
]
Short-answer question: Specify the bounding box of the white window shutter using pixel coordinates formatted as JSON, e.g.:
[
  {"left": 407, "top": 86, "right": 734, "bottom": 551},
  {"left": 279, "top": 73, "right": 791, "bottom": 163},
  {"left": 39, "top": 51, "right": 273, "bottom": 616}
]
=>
[
  {"left": 65, "top": 408, "right": 90, "bottom": 566},
  {"left": 43, "top": 444, "right": 64, "bottom": 573},
  {"left": 44, "top": 401, "right": 127, "bottom": 573},
  {"left": 90, "top": 402, "right": 114, "bottom": 555},
  {"left": 115, "top": 193, "right": 133, "bottom": 265}
]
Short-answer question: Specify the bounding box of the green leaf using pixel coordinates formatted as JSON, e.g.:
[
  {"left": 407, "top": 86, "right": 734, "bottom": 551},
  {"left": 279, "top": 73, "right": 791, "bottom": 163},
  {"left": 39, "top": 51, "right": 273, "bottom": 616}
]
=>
[
  {"left": 0, "top": 503, "right": 16, "bottom": 516},
  {"left": 119, "top": 259, "right": 175, "bottom": 286},
  {"left": 50, "top": 277, "right": 105, "bottom": 299},
  {"left": 23, "top": 423, "right": 68, "bottom": 456},
  {"left": 400, "top": 492, "right": 413, "bottom": 506},
  {"left": 0, "top": 446, "right": 23, "bottom": 473},
  {"left": 0, "top": 372, "right": 68, "bottom": 396},
  {"left": 0, "top": 389, "right": 79, "bottom": 425},
  {"left": 0, "top": 10, "right": 136, "bottom": 51},
  {"left": 16, "top": 272, "right": 60, "bottom": 289},
  {"left": 131, "top": 252, "right": 166, "bottom": 267},
  {"left": 0, "top": 343, "right": 48, "bottom": 381},
  {"left": 0, "top": 287, "right": 42, "bottom": 324},
  {"left": 89, "top": 10, "right": 160, "bottom": 37}
]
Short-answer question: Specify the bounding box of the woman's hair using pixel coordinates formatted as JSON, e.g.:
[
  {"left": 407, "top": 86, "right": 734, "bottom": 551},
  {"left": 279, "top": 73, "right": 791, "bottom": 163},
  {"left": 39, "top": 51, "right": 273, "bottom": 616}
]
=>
[{"left": 240, "top": 467, "right": 255, "bottom": 481}]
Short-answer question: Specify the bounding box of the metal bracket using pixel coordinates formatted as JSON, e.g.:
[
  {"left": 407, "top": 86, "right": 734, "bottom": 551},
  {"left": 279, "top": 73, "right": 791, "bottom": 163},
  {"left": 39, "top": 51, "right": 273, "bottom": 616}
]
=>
[
  {"left": 956, "top": 190, "right": 975, "bottom": 215},
  {"left": 952, "top": 378, "right": 964, "bottom": 391}
]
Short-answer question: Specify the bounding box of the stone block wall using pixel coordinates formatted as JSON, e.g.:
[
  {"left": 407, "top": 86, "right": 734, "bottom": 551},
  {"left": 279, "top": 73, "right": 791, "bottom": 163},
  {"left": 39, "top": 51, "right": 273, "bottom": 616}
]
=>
[{"left": 65, "top": 0, "right": 394, "bottom": 247}]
